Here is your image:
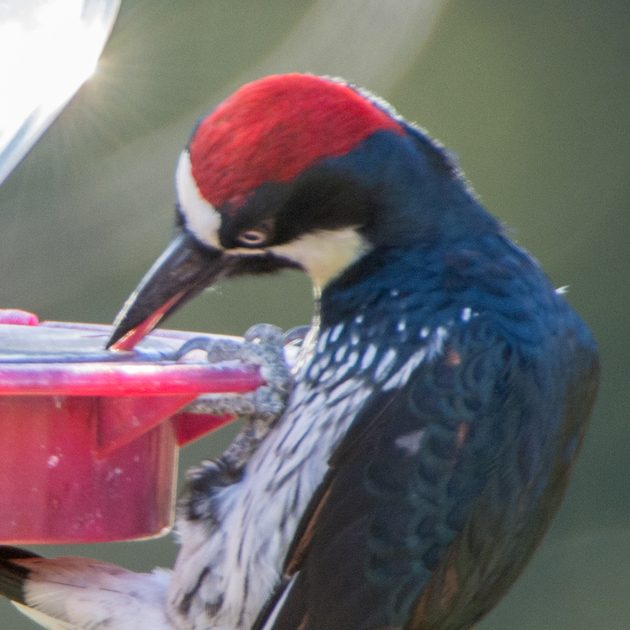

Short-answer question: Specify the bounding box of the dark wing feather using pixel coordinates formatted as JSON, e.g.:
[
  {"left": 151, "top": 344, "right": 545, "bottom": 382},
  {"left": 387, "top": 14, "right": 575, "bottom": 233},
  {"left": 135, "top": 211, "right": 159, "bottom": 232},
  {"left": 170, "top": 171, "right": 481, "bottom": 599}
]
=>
[
  {"left": 0, "top": 546, "right": 40, "bottom": 604},
  {"left": 255, "top": 314, "right": 596, "bottom": 630}
]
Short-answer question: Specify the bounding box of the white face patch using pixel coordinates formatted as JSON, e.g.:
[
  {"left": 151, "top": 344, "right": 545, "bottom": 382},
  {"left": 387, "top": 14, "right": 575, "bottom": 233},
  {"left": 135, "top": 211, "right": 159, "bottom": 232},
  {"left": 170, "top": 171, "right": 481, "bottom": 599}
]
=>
[
  {"left": 269, "top": 227, "right": 369, "bottom": 289},
  {"left": 176, "top": 151, "right": 222, "bottom": 249}
]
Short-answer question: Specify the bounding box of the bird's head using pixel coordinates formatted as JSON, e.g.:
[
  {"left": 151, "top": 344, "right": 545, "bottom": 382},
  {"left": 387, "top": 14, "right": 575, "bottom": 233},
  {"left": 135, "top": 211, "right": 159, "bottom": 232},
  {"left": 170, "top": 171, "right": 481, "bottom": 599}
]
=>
[{"left": 107, "top": 73, "right": 476, "bottom": 350}]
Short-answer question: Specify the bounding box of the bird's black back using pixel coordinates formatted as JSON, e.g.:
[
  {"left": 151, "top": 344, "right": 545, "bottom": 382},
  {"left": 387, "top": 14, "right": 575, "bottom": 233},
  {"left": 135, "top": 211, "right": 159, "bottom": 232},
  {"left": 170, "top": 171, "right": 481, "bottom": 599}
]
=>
[{"left": 257, "top": 227, "right": 598, "bottom": 629}]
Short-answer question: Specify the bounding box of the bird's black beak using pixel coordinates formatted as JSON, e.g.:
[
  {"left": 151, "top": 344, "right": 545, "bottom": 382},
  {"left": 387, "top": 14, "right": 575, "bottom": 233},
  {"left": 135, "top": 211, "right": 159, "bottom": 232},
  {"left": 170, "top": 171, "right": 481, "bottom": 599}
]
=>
[{"left": 106, "top": 231, "right": 226, "bottom": 350}]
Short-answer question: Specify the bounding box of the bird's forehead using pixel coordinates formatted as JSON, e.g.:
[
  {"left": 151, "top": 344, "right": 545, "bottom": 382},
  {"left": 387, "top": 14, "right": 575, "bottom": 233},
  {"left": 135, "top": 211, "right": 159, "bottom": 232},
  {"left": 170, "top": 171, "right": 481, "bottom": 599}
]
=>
[{"left": 188, "top": 74, "right": 403, "bottom": 212}]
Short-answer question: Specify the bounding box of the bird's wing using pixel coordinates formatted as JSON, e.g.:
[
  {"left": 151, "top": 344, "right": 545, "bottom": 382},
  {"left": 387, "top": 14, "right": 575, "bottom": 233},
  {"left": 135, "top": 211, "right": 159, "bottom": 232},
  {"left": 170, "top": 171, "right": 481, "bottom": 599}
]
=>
[
  {"left": 0, "top": 547, "right": 172, "bottom": 630},
  {"left": 254, "top": 315, "right": 592, "bottom": 630}
]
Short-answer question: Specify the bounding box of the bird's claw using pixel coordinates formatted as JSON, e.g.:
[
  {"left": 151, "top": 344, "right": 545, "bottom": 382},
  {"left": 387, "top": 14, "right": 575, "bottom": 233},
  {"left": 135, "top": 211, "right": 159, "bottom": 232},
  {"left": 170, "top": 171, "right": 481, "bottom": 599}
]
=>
[
  {"left": 282, "top": 324, "right": 311, "bottom": 346},
  {"left": 180, "top": 324, "right": 300, "bottom": 475}
]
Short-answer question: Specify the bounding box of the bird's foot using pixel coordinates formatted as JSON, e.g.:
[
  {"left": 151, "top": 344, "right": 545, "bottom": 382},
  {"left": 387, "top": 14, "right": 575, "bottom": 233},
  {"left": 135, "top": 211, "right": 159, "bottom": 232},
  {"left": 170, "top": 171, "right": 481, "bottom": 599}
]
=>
[
  {"left": 178, "top": 324, "right": 297, "bottom": 470},
  {"left": 178, "top": 324, "right": 308, "bottom": 524}
]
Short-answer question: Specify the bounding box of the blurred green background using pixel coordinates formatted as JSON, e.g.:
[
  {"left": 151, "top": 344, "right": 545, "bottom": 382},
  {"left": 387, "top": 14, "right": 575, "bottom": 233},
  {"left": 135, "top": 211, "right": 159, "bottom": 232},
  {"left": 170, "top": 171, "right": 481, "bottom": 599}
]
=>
[{"left": 1, "top": 0, "right": 628, "bottom": 627}]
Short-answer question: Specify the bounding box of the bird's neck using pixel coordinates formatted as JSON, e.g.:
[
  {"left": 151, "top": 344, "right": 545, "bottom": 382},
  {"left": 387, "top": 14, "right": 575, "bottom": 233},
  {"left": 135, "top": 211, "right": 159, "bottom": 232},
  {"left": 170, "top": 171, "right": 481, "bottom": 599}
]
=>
[{"left": 317, "top": 230, "right": 489, "bottom": 332}]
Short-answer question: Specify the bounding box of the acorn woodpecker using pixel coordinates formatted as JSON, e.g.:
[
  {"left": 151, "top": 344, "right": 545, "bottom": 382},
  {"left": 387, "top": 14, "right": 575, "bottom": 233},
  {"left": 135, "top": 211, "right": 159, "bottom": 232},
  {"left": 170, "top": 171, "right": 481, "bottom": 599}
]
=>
[{"left": 0, "top": 74, "right": 599, "bottom": 629}]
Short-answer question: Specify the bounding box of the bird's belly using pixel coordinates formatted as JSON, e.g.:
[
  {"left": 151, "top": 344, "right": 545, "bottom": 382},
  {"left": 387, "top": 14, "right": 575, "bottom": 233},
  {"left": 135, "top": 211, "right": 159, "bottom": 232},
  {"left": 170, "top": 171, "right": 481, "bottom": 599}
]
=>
[{"left": 169, "top": 376, "right": 372, "bottom": 629}]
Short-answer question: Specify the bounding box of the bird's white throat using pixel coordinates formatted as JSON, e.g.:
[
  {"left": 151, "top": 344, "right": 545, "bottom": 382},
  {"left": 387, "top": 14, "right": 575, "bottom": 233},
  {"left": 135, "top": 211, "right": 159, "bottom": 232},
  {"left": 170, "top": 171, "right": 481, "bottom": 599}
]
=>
[{"left": 269, "top": 227, "right": 369, "bottom": 289}]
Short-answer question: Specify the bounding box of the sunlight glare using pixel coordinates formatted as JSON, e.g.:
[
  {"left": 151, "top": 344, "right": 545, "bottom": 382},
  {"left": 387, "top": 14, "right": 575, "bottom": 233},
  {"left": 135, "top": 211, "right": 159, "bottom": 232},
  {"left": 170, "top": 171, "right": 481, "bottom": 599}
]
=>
[{"left": 0, "top": 0, "right": 120, "bottom": 184}]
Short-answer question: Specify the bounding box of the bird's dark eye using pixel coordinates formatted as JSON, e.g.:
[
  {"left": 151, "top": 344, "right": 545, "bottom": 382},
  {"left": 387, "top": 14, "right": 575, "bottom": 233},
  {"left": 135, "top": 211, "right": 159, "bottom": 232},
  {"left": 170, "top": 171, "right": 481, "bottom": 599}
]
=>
[{"left": 235, "top": 222, "right": 272, "bottom": 248}]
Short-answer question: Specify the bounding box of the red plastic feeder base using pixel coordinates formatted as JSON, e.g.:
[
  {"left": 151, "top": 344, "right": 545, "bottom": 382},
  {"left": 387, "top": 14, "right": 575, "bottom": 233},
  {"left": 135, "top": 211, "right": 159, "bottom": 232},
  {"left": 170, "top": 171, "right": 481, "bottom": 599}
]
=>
[{"left": 0, "top": 317, "right": 262, "bottom": 544}]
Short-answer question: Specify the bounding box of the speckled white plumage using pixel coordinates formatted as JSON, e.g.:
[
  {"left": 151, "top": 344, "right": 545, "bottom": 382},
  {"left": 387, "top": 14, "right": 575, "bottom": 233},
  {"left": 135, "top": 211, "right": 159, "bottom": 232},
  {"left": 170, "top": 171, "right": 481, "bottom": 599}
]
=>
[
  {"left": 168, "top": 355, "right": 372, "bottom": 628},
  {"left": 166, "top": 318, "right": 447, "bottom": 629}
]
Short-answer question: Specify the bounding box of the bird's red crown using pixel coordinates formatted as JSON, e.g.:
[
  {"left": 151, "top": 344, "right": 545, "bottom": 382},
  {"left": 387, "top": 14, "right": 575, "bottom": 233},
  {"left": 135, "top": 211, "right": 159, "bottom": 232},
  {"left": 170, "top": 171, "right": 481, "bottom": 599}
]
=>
[{"left": 188, "top": 74, "right": 404, "bottom": 210}]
